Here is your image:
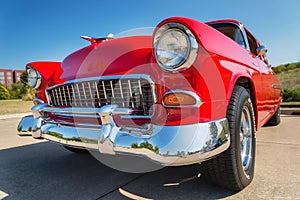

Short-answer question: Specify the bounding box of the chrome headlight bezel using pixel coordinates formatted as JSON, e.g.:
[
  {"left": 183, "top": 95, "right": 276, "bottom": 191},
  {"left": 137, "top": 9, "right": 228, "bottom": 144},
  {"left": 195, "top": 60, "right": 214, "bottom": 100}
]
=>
[
  {"left": 154, "top": 22, "right": 198, "bottom": 73},
  {"left": 27, "top": 66, "right": 41, "bottom": 90}
]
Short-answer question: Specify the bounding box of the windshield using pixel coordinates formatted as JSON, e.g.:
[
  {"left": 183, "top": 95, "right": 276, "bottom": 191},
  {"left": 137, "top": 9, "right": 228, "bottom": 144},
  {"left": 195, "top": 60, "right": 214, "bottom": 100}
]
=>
[
  {"left": 114, "top": 27, "right": 155, "bottom": 38},
  {"left": 209, "top": 23, "right": 246, "bottom": 48}
]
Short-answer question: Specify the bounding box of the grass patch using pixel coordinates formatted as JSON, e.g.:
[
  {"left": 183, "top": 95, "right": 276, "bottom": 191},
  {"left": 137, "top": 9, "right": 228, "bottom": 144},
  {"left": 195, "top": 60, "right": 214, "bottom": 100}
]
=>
[
  {"left": 277, "top": 68, "right": 300, "bottom": 89},
  {"left": 0, "top": 99, "right": 33, "bottom": 115},
  {"left": 281, "top": 102, "right": 300, "bottom": 107}
]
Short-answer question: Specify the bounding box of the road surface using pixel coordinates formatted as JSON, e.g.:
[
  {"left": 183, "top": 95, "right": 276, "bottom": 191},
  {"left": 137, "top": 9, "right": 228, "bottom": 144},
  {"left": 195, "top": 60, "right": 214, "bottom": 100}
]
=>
[{"left": 0, "top": 115, "right": 299, "bottom": 199}]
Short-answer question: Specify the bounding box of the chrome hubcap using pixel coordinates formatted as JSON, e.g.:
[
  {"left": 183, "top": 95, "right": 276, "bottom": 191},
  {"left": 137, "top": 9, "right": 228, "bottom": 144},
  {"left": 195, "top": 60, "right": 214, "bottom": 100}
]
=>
[{"left": 240, "top": 106, "right": 253, "bottom": 177}]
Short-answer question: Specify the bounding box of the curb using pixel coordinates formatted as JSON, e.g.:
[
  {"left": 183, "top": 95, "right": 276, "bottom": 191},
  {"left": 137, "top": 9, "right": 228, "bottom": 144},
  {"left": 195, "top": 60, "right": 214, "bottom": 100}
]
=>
[
  {"left": 280, "top": 107, "right": 300, "bottom": 115},
  {"left": 280, "top": 104, "right": 300, "bottom": 108},
  {"left": 0, "top": 113, "right": 32, "bottom": 120}
]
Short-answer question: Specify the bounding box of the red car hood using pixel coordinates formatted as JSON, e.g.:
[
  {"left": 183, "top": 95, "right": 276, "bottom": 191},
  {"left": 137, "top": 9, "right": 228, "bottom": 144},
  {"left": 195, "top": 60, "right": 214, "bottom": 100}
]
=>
[{"left": 61, "top": 36, "right": 153, "bottom": 80}]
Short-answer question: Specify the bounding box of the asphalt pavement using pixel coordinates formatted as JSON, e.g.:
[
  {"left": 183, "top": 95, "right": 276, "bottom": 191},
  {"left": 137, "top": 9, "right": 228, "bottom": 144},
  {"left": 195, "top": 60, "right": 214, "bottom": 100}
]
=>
[{"left": 0, "top": 115, "right": 299, "bottom": 200}]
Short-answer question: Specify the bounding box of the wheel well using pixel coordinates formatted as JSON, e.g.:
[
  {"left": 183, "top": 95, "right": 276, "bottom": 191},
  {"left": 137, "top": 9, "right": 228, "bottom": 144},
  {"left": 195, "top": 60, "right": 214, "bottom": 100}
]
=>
[
  {"left": 235, "top": 77, "right": 251, "bottom": 94},
  {"left": 235, "top": 77, "right": 257, "bottom": 128}
]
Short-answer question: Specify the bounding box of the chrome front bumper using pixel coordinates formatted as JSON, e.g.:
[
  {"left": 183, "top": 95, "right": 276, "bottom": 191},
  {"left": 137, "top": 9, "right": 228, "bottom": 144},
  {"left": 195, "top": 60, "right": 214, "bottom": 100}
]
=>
[{"left": 17, "top": 104, "right": 230, "bottom": 166}]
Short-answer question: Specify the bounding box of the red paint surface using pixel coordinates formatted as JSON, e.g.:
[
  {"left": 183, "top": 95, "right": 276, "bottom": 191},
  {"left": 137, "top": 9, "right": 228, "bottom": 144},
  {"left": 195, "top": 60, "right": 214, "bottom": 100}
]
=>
[{"left": 29, "top": 17, "right": 280, "bottom": 130}]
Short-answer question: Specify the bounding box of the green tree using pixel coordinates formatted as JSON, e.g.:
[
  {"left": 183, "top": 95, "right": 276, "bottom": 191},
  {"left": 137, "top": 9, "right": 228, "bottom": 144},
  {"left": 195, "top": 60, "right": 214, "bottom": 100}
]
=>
[
  {"left": 272, "top": 62, "right": 300, "bottom": 74},
  {"left": 20, "top": 71, "right": 28, "bottom": 84},
  {"left": 9, "top": 82, "right": 27, "bottom": 99},
  {"left": 0, "top": 84, "right": 10, "bottom": 100},
  {"left": 286, "top": 63, "right": 297, "bottom": 70},
  {"left": 8, "top": 71, "right": 34, "bottom": 100},
  {"left": 281, "top": 87, "right": 300, "bottom": 102}
]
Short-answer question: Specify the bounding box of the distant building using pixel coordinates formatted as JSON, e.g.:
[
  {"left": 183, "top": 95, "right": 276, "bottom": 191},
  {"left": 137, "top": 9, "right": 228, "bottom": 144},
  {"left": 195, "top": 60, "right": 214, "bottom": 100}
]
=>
[
  {"left": 0, "top": 69, "right": 13, "bottom": 87},
  {"left": 0, "top": 69, "right": 25, "bottom": 87}
]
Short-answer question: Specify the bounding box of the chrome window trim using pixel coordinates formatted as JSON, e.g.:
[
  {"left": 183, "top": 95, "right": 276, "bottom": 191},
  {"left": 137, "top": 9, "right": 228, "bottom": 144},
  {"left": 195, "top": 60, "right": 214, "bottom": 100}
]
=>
[{"left": 162, "top": 90, "right": 202, "bottom": 108}]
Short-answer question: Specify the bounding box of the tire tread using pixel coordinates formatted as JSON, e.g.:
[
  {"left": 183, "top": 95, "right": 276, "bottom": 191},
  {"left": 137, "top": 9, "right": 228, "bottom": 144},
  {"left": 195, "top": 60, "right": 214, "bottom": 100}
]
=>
[{"left": 202, "top": 86, "right": 255, "bottom": 190}]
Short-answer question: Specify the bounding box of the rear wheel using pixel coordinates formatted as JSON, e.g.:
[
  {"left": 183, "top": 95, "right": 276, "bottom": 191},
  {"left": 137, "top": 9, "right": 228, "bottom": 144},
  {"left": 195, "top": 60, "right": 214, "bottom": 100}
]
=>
[
  {"left": 63, "top": 145, "right": 88, "bottom": 153},
  {"left": 202, "top": 86, "right": 256, "bottom": 191}
]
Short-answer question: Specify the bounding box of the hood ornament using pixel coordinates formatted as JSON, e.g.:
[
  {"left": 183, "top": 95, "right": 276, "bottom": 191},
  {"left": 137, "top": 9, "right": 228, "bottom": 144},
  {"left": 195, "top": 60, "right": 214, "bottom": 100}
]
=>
[{"left": 80, "top": 33, "right": 114, "bottom": 44}]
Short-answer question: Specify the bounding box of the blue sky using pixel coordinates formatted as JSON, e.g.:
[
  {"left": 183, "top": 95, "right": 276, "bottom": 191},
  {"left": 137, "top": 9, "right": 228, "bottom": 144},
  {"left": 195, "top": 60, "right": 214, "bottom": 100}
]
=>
[{"left": 0, "top": 0, "right": 299, "bottom": 70}]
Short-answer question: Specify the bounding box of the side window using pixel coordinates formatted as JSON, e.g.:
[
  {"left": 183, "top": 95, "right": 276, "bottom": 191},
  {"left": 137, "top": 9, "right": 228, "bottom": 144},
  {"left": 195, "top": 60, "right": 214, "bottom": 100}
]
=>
[
  {"left": 246, "top": 30, "right": 269, "bottom": 65},
  {"left": 245, "top": 30, "right": 258, "bottom": 56},
  {"left": 235, "top": 29, "right": 246, "bottom": 48}
]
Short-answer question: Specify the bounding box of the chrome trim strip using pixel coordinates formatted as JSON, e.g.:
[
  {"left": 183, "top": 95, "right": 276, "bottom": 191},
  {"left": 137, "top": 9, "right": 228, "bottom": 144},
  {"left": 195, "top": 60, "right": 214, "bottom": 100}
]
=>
[
  {"left": 55, "top": 88, "right": 59, "bottom": 105},
  {"left": 94, "top": 82, "right": 101, "bottom": 107},
  {"left": 128, "top": 79, "right": 134, "bottom": 108},
  {"left": 58, "top": 87, "right": 64, "bottom": 106},
  {"left": 272, "top": 84, "right": 281, "bottom": 90},
  {"left": 45, "top": 89, "right": 51, "bottom": 105},
  {"left": 71, "top": 84, "right": 76, "bottom": 106},
  {"left": 62, "top": 86, "right": 68, "bottom": 106},
  {"left": 119, "top": 80, "right": 125, "bottom": 107},
  {"left": 76, "top": 84, "right": 82, "bottom": 106},
  {"left": 52, "top": 113, "right": 101, "bottom": 119},
  {"left": 138, "top": 80, "right": 146, "bottom": 113},
  {"left": 31, "top": 103, "right": 132, "bottom": 116},
  {"left": 162, "top": 90, "right": 202, "bottom": 108},
  {"left": 47, "top": 74, "right": 155, "bottom": 93},
  {"left": 82, "top": 82, "right": 88, "bottom": 106},
  {"left": 52, "top": 111, "right": 153, "bottom": 119},
  {"left": 66, "top": 85, "right": 72, "bottom": 105},
  {"left": 102, "top": 81, "right": 108, "bottom": 104},
  {"left": 110, "top": 80, "right": 115, "bottom": 99},
  {"left": 45, "top": 118, "right": 102, "bottom": 129},
  {"left": 120, "top": 115, "right": 152, "bottom": 119},
  {"left": 88, "top": 82, "right": 93, "bottom": 103}
]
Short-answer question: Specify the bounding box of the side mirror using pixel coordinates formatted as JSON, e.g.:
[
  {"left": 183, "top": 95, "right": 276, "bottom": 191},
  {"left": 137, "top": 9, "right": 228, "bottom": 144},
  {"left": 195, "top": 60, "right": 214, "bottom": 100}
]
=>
[{"left": 256, "top": 45, "right": 268, "bottom": 57}]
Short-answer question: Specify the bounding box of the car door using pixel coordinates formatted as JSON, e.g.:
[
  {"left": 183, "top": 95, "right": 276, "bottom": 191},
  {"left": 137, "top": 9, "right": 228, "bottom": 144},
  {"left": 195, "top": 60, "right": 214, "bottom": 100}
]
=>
[
  {"left": 256, "top": 47, "right": 281, "bottom": 112},
  {"left": 245, "top": 30, "right": 273, "bottom": 121},
  {"left": 257, "top": 55, "right": 275, "bottom": 112}
]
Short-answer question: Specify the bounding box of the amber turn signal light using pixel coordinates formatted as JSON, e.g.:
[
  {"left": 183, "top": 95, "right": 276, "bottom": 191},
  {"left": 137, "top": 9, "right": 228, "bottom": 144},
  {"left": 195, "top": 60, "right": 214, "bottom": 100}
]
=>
[
  {"left": 163, "top": 92, "right": 197, "bottom": 107},
  {"left": 33, "top": 100, "right": 41, "bottom": 105},
  {"left": 33, "top": 98, "right": 44, "bottom": 105}
]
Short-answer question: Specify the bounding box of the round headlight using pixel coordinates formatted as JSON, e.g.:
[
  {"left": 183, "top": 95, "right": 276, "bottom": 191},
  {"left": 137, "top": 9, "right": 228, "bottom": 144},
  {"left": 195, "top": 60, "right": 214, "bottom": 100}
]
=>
[
  {"left": 154, "top": 22, "right": 198, "bottom": 73},
  {"left": 27, "top": 67, "right": 41, "bottom": 90}
]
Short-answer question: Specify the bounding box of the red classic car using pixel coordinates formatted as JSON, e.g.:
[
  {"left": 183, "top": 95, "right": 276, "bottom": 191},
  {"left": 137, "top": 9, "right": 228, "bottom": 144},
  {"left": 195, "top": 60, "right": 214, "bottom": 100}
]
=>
[{"left": 18, "top": 17, "right": 281, "bottom": 190}]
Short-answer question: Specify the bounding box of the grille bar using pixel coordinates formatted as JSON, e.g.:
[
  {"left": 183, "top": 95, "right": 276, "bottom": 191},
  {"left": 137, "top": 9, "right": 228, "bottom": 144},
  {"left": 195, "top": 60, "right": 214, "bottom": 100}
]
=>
[{"left": 46, "top": 76, "right": 156, "bottom": 116}]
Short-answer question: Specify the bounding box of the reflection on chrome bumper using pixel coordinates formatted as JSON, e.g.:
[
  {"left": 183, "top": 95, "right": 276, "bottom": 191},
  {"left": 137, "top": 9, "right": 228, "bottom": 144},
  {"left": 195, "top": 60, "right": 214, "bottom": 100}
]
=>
[{"left": 17, "top": 104, "right": 230, "bottom": 166}]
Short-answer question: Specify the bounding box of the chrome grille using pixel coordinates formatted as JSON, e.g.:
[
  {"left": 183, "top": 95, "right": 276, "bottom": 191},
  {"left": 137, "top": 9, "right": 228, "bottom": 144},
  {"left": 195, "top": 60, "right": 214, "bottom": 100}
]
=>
[{"left": 46, "top": 76, "right": 156, "bottom": 116}]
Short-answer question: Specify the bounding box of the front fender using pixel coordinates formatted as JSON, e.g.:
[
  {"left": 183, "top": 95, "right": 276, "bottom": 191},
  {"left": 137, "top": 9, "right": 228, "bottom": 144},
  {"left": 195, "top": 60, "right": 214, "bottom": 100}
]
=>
[{"left": 26, "top": 61, "right": 64, "bottom": 103}]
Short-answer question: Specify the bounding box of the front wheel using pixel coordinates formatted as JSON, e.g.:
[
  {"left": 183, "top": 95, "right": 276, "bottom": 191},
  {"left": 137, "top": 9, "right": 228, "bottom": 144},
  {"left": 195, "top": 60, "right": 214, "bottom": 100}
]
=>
[{"left": 202, "top": 86, "right": 256, "bottom": 191}]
